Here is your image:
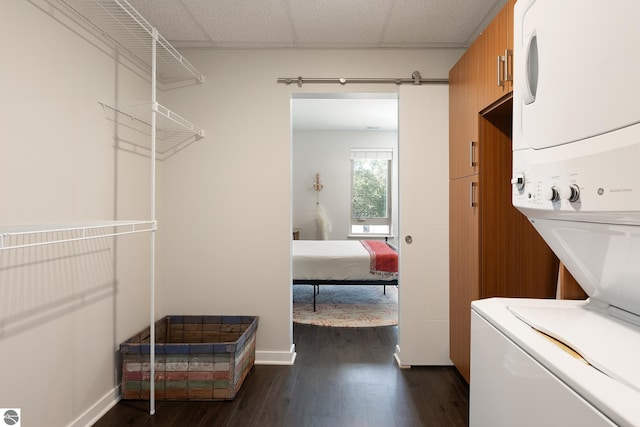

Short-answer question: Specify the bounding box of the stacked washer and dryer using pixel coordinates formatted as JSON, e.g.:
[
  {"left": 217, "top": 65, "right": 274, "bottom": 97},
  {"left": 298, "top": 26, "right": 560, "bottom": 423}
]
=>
[{"left": 470, "top": 1, "right": 640, "bottom": 426}]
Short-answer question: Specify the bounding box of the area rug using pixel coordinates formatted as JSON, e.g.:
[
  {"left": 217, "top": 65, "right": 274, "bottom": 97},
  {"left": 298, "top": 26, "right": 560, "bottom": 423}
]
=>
[{"left": 293, "top": 285, "right": 398, "bottom": 327}]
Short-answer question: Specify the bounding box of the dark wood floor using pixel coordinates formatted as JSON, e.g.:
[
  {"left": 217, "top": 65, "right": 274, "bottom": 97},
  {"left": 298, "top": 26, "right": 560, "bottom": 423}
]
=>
[{"left": 94, "top": 324, "right": 469, "bottom": 426}]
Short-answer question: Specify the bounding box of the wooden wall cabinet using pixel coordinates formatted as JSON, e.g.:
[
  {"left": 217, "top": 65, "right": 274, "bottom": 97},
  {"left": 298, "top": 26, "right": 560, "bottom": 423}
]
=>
[
  {"left": 478, "top": 0, "right": 516, "bottom": 110},
  {"left": 449, "top": 0, "right": 516, "bottom": 180},
  {"left": 448, "top": 0, "right": 560, "bottom": 383}
]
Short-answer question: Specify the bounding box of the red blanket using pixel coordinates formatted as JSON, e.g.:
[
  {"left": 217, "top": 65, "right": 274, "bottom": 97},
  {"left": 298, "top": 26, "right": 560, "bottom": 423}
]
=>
[{"left": 360, "top": 240, "right": 398, "bottom": 275}]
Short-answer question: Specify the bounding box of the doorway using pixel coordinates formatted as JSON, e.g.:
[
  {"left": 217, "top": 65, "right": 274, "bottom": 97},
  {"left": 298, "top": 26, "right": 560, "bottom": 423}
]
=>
[{"left": 291, "top": 93, "right": 400, "bottom": 328}]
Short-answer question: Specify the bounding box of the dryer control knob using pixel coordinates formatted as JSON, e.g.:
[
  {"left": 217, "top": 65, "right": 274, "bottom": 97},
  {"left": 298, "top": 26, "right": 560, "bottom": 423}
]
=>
[
  {"left": 561, "top": 184, "right": 580, "bottom": 202},
  {"left": 544, "top": 186, "right": 560, "bottom": 202},
  {"left": 511, "top": 175, "right": 525, "bottom": 191}
]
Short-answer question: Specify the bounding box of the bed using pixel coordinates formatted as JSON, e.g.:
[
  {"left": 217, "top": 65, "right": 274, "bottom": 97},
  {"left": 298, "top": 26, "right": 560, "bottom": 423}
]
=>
[{"left": 293, "top": 239, "right": 399, "bottom": 311}]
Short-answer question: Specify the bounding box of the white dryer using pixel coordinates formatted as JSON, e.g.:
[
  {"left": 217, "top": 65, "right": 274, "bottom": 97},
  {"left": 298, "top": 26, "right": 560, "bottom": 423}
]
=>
[{"left": 470, "top": 1, "right": 640, "bottom": 426}]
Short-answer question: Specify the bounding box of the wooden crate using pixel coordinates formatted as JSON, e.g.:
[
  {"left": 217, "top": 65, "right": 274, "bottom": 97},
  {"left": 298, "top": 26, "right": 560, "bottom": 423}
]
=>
[{"left": 119, "top": 315, "right": 258, "bottom": 400}]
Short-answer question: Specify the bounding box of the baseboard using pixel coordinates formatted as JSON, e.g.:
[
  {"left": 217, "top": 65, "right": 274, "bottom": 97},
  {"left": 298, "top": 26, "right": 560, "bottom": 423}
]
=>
[
  {"left": 67, "top": 345, "right": 296, "bottom": 426},
  {"left": 394, "top": 344, "right": 411, "bottom": 369},
  {"left": 254, "top": 344, "right": 297, "bottom": 365},
  {"left": 69, "top": 387, "right": 119, "bottom": 427},
  {"left": 394, "top": 343, "right": 453, "bottom": 368}
]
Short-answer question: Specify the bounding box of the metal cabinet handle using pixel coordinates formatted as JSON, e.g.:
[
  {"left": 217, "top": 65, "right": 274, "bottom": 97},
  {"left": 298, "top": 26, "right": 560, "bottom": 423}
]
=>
[
  {"left": 504, "top": 48, "right": 513, "bottom": 83},
  {"left": 497, "top": 55, "right": 505, "bottom": 87},
  {"left": 470, "top": 181, "right": 478, "bottom": 208},
  {"left": 469, "top": 141, "right": 477, "bottom": 167}
]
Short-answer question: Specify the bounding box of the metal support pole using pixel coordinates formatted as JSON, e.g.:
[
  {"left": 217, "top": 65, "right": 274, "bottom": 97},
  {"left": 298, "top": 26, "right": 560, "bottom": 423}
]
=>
[{"left": 149, "top": 27, "right": 157, "bottom": 416}]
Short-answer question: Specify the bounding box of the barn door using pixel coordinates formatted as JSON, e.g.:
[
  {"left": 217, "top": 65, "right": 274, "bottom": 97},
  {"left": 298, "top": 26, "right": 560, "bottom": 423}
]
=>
[{"left": 395, "top": 84, "right": 451, "bottom": 366}]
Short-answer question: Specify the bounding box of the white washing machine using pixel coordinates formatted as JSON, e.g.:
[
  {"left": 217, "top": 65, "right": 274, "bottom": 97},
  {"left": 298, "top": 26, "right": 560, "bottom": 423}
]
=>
[
  {"left": 471, "top": 298, "right": 640, "bottom": 426},
  {"left": 470, "top": 1, "right": 640, "bottom": 426}
]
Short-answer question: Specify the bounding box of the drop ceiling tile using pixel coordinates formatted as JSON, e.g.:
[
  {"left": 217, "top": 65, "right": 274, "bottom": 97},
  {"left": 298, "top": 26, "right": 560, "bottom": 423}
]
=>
[
  {"left": 289, "top": 0, "right": 392, "bottom": 47},
  {"left": 127, "top": 0, "right": 209, "bottom": 42},
  {"left": 183, "top": 0, "right": 296, "bottom": 47},
  {"left": 383, "top": 0, "right": 504, "bottom": 47}
]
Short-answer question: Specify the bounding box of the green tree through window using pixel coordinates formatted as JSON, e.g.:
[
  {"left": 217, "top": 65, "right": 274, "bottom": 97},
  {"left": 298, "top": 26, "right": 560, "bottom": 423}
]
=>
[
  {"left": 350, "top": 148, "right": 392, "bottom": 236},
  {"left": 352, "top": 159, "right": 388, "bottom": 219}
]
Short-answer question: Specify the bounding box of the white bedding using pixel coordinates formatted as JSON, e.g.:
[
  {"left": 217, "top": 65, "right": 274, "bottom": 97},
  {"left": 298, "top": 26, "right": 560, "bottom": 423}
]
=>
[{"left": 292, "top": 240, "right": 397, "bottom": 281}]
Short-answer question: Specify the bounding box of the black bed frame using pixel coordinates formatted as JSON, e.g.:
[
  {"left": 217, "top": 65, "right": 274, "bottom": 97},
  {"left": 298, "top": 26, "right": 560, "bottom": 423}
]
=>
[{"left": 293, "top": 279, "right": 399, "bottom": 312}]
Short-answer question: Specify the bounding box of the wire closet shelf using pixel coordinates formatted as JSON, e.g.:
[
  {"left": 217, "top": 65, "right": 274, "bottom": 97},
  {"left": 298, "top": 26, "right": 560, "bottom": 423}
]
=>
[
  {"left": 60, "top": 0, "right": 205, "bottom": 84},
  {"left": 0, "top": 221, "right": 156, "bottom": 250},
  {"left": 100, "top": 101, "right": 205, "bottom": 160}
]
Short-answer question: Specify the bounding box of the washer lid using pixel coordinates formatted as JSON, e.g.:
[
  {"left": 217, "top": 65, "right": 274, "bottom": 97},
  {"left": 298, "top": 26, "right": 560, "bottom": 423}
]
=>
[{"left": 509, "top": 302, "right": 640, "bottom": 394}]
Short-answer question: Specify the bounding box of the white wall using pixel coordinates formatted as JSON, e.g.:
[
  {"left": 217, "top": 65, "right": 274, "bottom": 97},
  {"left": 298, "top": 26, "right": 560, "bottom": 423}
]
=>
[
  {"left": 1, "top": 0, "right": 464, "bottom": 424},
  {"left": 1, "top": 0, "right": 156, "bottom": 426},
  {"left": 159, "top": 48, "right": 462, "bottom": 364},
  {"left": 292, "top": 129, "right": 398, "bottom": 241}
]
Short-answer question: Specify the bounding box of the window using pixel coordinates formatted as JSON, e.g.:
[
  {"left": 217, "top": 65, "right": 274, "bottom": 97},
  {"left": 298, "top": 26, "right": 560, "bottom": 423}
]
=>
[{"left": 350, "top": 149, "right": 392, "bottom": 236}]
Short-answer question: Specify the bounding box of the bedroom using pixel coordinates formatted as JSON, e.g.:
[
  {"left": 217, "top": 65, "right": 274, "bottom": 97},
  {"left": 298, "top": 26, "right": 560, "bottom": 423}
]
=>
[
  {"left": 291, "top": 93, "right": 398, "bottom": 320},
  {"left": 2, "top": 0, "right": 500, "bottom": 425}
]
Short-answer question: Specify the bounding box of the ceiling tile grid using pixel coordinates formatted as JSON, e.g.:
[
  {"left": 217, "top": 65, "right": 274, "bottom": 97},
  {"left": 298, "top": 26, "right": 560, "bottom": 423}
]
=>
[{"left": 126, "top": 0, "right": 508, "bottom": 49}]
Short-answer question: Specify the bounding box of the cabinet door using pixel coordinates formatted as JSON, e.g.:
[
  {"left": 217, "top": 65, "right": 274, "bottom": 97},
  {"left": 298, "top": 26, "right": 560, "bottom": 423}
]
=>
[
  {"left": 449, "top": 43, "right": 479, "bottom": 179},
  {"left": 478, "top": 0, "right": 515, "bottom": 109},
  {"left": 449, "top": 175, "right": 480, "bottom": 383}
]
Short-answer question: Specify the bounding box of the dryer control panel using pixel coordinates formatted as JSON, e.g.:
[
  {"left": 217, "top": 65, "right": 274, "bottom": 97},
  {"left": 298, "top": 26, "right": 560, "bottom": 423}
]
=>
[{"left": 512, "top": 123, "right": 640, "bottom": 226}]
